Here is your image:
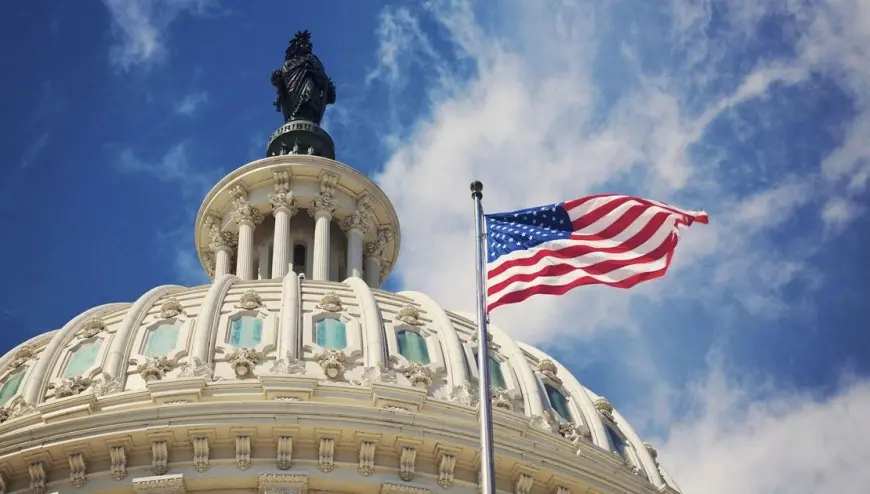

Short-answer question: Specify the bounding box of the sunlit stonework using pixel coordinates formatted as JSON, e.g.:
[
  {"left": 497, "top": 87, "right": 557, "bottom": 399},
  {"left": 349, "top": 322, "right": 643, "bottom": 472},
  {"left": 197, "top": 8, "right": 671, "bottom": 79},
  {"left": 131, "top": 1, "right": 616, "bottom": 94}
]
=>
[{"left": 0, "top": 30, "right": 681, "bottom": 494}]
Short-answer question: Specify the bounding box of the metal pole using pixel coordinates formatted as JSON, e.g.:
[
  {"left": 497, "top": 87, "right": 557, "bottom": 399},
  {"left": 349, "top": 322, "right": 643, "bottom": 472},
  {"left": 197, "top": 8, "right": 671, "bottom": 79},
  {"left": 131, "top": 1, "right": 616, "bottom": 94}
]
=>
[{"left": 471, "top": 180, "right": 496, "bottom": 494}]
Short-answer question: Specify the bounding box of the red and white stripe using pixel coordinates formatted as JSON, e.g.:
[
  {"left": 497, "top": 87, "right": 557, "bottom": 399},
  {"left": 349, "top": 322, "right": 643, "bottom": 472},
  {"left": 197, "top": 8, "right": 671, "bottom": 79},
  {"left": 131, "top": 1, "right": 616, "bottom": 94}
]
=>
[{"left": 486, "top": 194, "right": 708, "bottom": 311}]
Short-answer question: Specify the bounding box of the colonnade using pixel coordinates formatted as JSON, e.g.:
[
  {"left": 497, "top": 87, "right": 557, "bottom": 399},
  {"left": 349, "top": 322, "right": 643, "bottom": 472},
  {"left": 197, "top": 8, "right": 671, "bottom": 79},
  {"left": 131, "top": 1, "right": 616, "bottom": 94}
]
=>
[{"left": 204, "top": 172, "right": 391, "bottom": 288}]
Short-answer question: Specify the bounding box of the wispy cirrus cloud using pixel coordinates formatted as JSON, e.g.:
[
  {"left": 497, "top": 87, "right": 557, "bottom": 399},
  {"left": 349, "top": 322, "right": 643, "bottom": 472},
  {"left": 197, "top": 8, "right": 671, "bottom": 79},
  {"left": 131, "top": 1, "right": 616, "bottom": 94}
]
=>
[
  {"left": 358, "top": 0, "right": 870, "bottom": 491},
  {"left": 101, "top": 0, "right": 220, "bottom": 71},
  {"left": 174, "top": 91, "right": 209, "bottom": 116}
]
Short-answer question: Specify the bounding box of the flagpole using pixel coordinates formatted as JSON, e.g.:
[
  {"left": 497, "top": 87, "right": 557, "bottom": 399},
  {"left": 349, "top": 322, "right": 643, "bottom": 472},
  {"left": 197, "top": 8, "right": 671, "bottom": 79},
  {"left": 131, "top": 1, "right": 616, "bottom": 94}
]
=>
[{"left": 471, "top": 180, "right": 496, "bottom": 494}]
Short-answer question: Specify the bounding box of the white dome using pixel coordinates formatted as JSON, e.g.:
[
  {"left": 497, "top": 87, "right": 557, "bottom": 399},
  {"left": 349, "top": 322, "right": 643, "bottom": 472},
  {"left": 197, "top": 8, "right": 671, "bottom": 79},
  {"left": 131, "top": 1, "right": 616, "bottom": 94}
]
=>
[{"left": 0, "top": 276, "right": 680, "bottom": 493}]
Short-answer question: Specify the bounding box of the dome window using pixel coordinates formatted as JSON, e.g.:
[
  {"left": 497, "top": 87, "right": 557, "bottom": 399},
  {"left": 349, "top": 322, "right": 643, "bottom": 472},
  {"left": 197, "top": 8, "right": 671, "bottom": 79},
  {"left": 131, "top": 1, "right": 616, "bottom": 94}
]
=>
[
  {"left": 315, "top": 318, "right": 347, "bottom": 349},
  {"left": 397, "top": 329, "right": 430, "bottom": 364},
  {"left": 230, "top": 316, "right": 263, "bottom": 347},
  {"left": 605, "top": 424, "right": 627, "bottom": 460},
  {"left": 143, "top": 324, "right": 180, "bottom": 357},
  {"left": 473, "top": 352, "right": 507, "bottom": 389},
  {"left": 63, "top": 340, "right": 101, "bottom": 378},
  {"left": 544, "top": 383, "right": 572, "bottom": 421},
  {"left": 0, "top": 371, "right": 25, "bottom": 404}
]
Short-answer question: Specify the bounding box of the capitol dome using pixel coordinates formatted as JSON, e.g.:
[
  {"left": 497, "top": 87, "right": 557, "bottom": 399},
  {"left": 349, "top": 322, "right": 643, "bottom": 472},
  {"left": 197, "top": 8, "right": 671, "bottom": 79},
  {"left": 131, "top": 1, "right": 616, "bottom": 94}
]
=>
[{"left": 0, "top": 32, "right": 681, "bottom": 494}]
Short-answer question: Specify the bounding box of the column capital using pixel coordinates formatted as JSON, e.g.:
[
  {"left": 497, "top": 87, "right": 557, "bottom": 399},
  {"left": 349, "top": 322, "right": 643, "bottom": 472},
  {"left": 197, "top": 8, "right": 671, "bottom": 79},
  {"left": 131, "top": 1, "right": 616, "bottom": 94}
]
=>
[
  {"left": 230, "top": 185, "right": 264, "bottom": 226},
  {"left": 307, "top": 173, "right": 338, "bottom": 219},
  {"left": 340, "top": 210, "right": 371, "bottom": 234},
  {"left": 364, "top": 225, "right": 394, "bottom": 259},
  {"left": 200, "top": 250, "right": 215, "bottom": 278},
  {"left": 207, "top": 217, "right": 237, "bottom": 253},
  {"left": 270, "top": 169, "right": 299, "bottom": 216}
]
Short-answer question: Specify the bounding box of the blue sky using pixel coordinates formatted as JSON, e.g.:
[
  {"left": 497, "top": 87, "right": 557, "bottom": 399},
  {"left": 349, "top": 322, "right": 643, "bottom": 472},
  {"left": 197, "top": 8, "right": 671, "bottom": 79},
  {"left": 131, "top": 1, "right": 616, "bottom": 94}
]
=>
[{"left": 2, "top": 1, "right": 870, "bottom": 491}]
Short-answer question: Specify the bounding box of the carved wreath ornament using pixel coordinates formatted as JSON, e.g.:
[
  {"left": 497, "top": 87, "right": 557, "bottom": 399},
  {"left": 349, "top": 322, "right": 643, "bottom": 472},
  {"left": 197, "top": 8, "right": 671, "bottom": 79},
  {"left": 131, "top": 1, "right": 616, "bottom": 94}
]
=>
[
  {"left": 317, "top": 292, "right": 342, "bottom": 312},
  {"left": 237, "top": 290, "right": 264, "bottom": 310},
  {"left": 227, "top": 348, "right": 263, "bottom": 377}
]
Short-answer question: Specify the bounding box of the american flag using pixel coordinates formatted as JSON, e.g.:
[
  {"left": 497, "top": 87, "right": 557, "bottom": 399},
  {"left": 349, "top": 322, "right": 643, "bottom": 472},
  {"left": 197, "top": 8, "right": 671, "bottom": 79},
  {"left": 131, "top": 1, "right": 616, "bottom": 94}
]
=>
[{"left": 485, "top": 194, "right": 708, "bottom": 311}]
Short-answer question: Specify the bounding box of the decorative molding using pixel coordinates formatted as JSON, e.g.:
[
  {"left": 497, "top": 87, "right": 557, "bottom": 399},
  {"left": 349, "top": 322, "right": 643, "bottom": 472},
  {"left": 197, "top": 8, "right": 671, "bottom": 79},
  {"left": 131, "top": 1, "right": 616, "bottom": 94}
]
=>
[
  {"left": 358, "top": 364, "right": 397, "bottom": 386},
  {"left": 316, "top": 291, "right": 342, "bottom": 312},
  {"left": 446, "top": 383, "right": 478, "bottom": 406},
  {"left": 340, "top": 209, "right": 371, "bottom": 235},
  {"left": 9, "top": 345, "right": 35, "bottom": 369},
  {"left": 552, "top": 487, "right": 571, "bottom": 494},
  {"left": 318, "top": 437, "right": 335, "bottom": 473},
  {"left": 270, "top": 354, "right": 307, "bottom": 375},
  {"left": 132, "top": 474, "right": 186, "bottom": 494},
  {"left": 364, "top": 226, "right": 394, "bottom": 260},
  {"left": 50, "top": 376, "right": 92, "bottom": 399},
  {"left": 90, "top": 373, "right": 122, "bottom": 396},
  {"left": 644, "top": 442, "right": 659, "bottom": 462},
  {"left": 359, "top": 441, "right": 376, "bottom": 476},
  {"left": 237, "top": 290, "right": 264, "bottom": 310},
  {"left": 78, "top": 318, "right": 106, "bottom": 339},
  {"left": 308, "top": 173, "right": 338, "bottom": 218},
  {"left": 492, "top": 387, "right": 513, "bottom": 410},
  {"left": 29, "top": 461, "right": 45, "bottom": 494},
  {"left": 231, "top": 185, "right": 265, "bottom": 225},
  {"left": 395, "top": 363, "right": 432, "bottom": 389},
  {"left": 192, "top": 437, "right": 209, "bottom": 472},
  {"left": 277, "top": 436, "right": 293, "bottom": 470},
  {"left": 236, "top": 436, "right": 252, "bottom": 470},
  {"left": 151, "top": 441, "right": 169, "bottom": 475},
  {"left": 312, "top": 349, "right": 358, "bottom": 380},
  {"left": 205, "top": 215, "right": 237, "bottom": 253},
  {"left": 555, "top": 420, "right": 590, "bottom": 445},
  {"left": 438, "top": 454, "right": 457, "bottom": 489},
  {"left": 515, "top": 473, "right": 534, "bottom": 494},
  {"left": 594, "top": 397, "right": 614, "bottom": 421},
  {"left": 398, "top": 446, "right": 417, "bottom": 481},
  {"left": 227, "top": 348, "right": 263, "bottom": 377},
  {"left": 201, "top": 250, "right": 216, "bottom": 278},
  {"left": 0, "top": 406, "right": 7, "bottom": 424},
  {"left": 158, "top": 298, "right": 185, "bottom": 319},
  {"left": 380, "top": 484, "right": 430, "bottom": 494},
  {"left": 69, "top": 452, "right": 87, "bottom": 487},
  {"left": 178, "top": 357, "right": 214, "bottom": 381},
  {"left": 535, "top": 359, "right": 561, "bottom": 384},
  {"left": 138, "top": 357, "right": 177, "bottom": 382},
  {"left": 270, "top": 170, "right": 299, "bottom": 215},
  {"left": 395, "top": 304, "right": 422, "bottom": 326},
  {"left": 109, "top": 446, "right": 127, "bottom": 481},
  {"left": 258, "top": 473, "right": 308, "bottom": 494}
]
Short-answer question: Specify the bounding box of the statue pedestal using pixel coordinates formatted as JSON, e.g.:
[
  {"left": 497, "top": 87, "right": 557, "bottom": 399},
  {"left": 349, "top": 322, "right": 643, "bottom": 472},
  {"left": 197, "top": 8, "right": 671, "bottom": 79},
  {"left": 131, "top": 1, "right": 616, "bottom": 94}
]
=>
[{"left": 267, "top": 120, "right": 336, "bottom": 159}]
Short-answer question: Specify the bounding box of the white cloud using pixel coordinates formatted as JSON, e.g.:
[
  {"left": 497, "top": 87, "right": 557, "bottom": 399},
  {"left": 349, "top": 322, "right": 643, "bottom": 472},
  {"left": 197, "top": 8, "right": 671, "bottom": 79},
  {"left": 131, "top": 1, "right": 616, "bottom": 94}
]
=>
[
  {"left": 101, "top": 0, "right": 217, "bottom": 70},
  {"left": 660, "top": 367, "right": 870, "bottom": 494},
  {"left": 364, "top": 0, "right": 870, "bottom": 490},
  {"left": 115, "top": 142, "right": 219, "bottom": 199},
  {"left": 175, "top": 91, "right": 209, "bottom": 116}
]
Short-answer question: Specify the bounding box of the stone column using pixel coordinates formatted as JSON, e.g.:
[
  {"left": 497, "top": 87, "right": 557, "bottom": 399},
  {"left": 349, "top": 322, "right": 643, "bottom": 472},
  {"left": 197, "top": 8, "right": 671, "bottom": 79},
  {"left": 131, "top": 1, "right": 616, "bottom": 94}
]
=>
[
  {"left": 270, "top": 170, "right": 297, "bottom": 279},
  {"left": 308, "top": 174, "right": 337, "bottom": 281},
  {"left": 341, "top": 211, "right": 368, "bottom": 279},
  {"left": 231, "top": 186, "right": 264, "bottom": 281},
  {"left": 206, "top": 215, "right": 236, "bottom": 277}
]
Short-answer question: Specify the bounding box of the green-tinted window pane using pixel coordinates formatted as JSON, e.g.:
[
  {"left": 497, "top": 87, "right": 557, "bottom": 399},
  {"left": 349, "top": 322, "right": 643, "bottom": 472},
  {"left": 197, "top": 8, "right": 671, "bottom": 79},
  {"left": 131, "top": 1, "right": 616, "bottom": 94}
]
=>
[
  {"left": 230, "top": 316, "right": 263, "bottom": 347},
  {"left": 397, "top": 330, "right": 430, "bottom": 364},
  {"left": 315, "top": 319, "right": 347, "bottom": 349},
  {"left": 473, "top": 352, "right": 507, "bottom": 389},
  {"left": 144, "top": 324, "right": 180, "bottom": 357},
  {"left": 64, "top": 341, "right": 101, "bottom": 378},
  {"left": 545, "top": 383, "right": 571, "bottom": 421},
  {"left": 0, "top": 372, "right": 25, "bottom": 404}
]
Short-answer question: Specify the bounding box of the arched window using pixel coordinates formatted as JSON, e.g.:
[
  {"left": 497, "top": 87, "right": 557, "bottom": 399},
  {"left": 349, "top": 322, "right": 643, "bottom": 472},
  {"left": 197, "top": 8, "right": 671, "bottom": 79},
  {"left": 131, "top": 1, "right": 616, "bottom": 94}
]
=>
[
  {"left": 315, "top": 318, "right": 347, "bottom": 349},
  {"left": 64, "top": 340, "right": 101, "bottom": 378},
  {"left": 473, "top": 351, "right": 507, "bottom": 389},
  {"left": 544, "top": 383, "right": 571, "bottom": 421},
  {"left": 0, "top": 372, "right": 25, "bottom": 404},
  {"left": 143, "top": 323, "right": 180, "bottom": 357},
  {"left": 605, "top": 424, "right": 627, "bottom": 459},
  {"left": 397, "top": 329, "right": 430, "bottom": 364},
  {"left": 293, "top": 244, "right": 307, "bottom": 276},
  {"left": 229, "top": 316, "right": 263, "bottom": 347}
]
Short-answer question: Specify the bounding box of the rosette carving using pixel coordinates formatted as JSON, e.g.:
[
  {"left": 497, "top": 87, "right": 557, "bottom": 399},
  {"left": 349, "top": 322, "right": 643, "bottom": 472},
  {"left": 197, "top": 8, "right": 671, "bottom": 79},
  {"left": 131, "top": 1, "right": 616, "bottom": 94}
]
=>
[
  {"left": 159, "top": 298, "right": 185, "bottom": 319},
  {"left": 236, "top": 290, "right": 263, "bottom": 310},
  {"left": 78, "top": 318, "right": 106, "bottom": 339},
  {"left": 138, "top": 356, "right": 176, "bottom": 381},
  {"left": 312, "top": 349, "right": 358, "bottom": 379},
  {"left": 316, "top": 292, "right": 342, "bottom": 312},
  {"left": 395, "top": 304, "right": 422, "bottom": 325}
]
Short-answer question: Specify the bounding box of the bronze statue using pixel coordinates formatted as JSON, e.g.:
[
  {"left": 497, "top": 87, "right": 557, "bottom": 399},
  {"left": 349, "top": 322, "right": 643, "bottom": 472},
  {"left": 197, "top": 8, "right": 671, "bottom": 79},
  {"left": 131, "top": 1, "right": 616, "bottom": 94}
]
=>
[{"left": 271, "top": 31, "right": 336, "bottom": 125}]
